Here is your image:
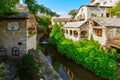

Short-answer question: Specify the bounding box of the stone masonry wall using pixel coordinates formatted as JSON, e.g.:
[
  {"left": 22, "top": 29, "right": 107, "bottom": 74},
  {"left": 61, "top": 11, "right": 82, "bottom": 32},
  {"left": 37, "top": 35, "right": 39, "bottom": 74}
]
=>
[
  {"left": 0, "top": 19, "right": 27, "bottom": 56},
  {"left": 106, "top": 27, "right": 120, "bottom": 39},
  {"left": 27, "top": 34, "right": 37, "bottom": 51}
]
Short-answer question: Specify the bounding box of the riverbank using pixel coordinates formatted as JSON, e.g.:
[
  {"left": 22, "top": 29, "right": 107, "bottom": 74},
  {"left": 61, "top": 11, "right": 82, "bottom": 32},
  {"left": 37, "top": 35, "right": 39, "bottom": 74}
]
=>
[
  {"left": 40, "top": 43, "right": 107, "bottom": 80},
  {"left": 49, "top": 24, "right": 117, "bottom": 80},
  {"left": 37, "top": 50, "right": 62, "bottom": 80}
]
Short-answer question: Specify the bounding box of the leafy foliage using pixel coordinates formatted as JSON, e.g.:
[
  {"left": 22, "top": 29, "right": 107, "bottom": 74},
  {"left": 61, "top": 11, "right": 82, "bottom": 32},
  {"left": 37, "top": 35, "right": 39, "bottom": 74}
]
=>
[
  {"left": 37, "top": 15, "right": 51, "bottom": 33},
  {"left": 49, "top": 24, "right": 117, "bottom": 80},
  {"left": 0, "top": 0, "right": 18, "bottom": 15},
  {"left": 0, "top": 63, "right": 8, "bottom": 80},
  {"left": 38, "top": 5, "right": 59, "bottom": 17},
  {"left": 68, "top": 9, "right": 77, "bottom": 17},
  {"left": 107, "top": 1, "right": 120, "bottom": 17},
  {"left": 0, "top": 0, "right": 59, "bottom": 16},
  {"left": 17, "top": 53, "right": 38, "bottom": 80}
]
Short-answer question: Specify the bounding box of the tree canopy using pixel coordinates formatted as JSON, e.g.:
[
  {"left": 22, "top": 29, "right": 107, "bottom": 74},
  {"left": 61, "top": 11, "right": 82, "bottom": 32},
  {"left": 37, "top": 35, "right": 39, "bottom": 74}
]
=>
[
  {"left": 68, "top": 9, "right": 77, "bottom": 17},
  {"left": 37, "top": 15, "right": 51, "bottom": 33},
  {"left": 108, "top": 1, "right": 120, "bottom": 17},
  {"left": 0, "top": 0, "right": 18, "bottom": 15},
  {"left": 0, "top": 0, "right": 59, "bottom": 16}
]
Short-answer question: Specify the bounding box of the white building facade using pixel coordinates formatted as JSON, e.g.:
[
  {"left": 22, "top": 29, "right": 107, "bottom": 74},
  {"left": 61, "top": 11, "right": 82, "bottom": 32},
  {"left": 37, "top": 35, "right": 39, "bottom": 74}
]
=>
[
  {"left": 90, "top": 0, "right": 119, "bottom": 6},
  {"left": 74, "top": 5, "right": 109, "bottom": 21}
]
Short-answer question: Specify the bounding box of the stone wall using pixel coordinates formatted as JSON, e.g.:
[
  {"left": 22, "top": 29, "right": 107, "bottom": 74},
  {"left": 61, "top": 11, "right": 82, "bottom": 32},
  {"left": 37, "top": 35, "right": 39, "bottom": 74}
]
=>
[
  {"left": 74, "top": 6, "right": 107, "bottom": 21},
  {"left": 88, "top": 20, "right": 107, "bottom": 46},
  {"left": 0, "top": 19, "right": 27, "bottom": 56},
  {"left": 80, "top": 22, "right": 89, "bottom": 38},
  {"left": 87, "top": 7, "right": 107, "bottom": 18},
  {"left": 63, "top": 23, "right": 89, "bottom": 41},
  {"left": 27, "top": 34, "right": 37, "bottom": 51},
  {"left": 106, "top": 27, "right": 120, "bottom": 39},
  {"left": 64, "top": 27, "right": 80, "bottom": 41}
]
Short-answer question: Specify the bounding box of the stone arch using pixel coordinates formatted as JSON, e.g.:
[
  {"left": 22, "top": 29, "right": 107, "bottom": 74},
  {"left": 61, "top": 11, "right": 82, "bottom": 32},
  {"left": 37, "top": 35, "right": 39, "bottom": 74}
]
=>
[
  {"left": 81, "top": 30, "right": 87, "bottom": 38},
  {"left": 66, "top": 30, "right": 68, "bottom": 34},
  {"left": 73, "top": 30, "right": 78, "bottom": 37},
  {"left": 69, "top": 30, "right": 72, "bottom": 36}
]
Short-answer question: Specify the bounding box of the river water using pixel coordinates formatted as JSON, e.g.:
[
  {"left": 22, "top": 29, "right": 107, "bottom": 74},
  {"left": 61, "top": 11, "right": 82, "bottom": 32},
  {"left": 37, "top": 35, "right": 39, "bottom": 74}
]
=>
[{"left": 40, "top": 38, "right": 106, "bottom": 80}]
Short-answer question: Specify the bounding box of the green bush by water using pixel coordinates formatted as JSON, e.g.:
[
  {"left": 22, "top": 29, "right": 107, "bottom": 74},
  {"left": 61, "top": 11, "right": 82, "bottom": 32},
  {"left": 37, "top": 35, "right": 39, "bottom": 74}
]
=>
[
  {"left": 17, "top": 53, "right": 38, "bottom": 80},
  {"left": 49, "top": 23, "right": 117, "bottom": 80}
]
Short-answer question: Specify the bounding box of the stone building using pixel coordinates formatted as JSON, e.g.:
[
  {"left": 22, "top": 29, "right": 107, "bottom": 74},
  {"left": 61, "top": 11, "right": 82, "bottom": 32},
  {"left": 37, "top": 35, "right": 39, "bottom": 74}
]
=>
[
  {"left": 74, "top": 5, "right": 110, "bottom": 21},
  {"left": 63, "top": 21, "right": 88, "bottom": 41},
  {"left": 51, "top": 15, "right": 73, "bottom": 27},
  {"left": 89, "top": 17, "right": 120, "bottom": 46},
  {"left": 90, "top": 0, "right": 119, "bottom": 7},
  {"left": 0, "top": 12, "right": 37, "bottom": 57},
  {"left": 63, "top": 5, "right": 110, "bottom": 41}
]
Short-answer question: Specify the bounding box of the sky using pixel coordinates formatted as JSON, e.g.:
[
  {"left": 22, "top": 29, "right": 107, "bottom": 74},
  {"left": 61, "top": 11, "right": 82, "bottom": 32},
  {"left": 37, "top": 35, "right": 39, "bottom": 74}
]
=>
[
  {"left": 20, "top": 0, "right": 90, "bottom": 16},
  {"left": 37, "top": 0, "right": 90, "bottom": 16}
]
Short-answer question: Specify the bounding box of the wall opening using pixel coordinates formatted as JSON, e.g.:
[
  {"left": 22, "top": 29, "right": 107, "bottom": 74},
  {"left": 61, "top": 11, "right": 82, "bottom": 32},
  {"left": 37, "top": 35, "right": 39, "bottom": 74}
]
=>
[
  {"left": 66, "top": 30, "right": 68, "bottom": 34},
  {"left": 73, "top": 30, "right": 78, "bottom": 37},
  {"left": 81, "top": 30, "right": 87, "bottom": 38},
  {"left": 93, "top": 29, "right": 102, "bottom": 37},
  {"left": 70, "top": 30, "right": 72, "bottom": 36}
]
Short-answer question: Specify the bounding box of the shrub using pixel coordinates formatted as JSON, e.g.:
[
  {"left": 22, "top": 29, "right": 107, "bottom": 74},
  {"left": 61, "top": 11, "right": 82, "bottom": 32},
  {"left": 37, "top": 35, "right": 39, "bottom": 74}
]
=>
[
  {"left": 0, "top": 63, "right": 8, "bottom": 80},
  {"left": 17, "top": 53, "right": 38, "bottom": 80},
  {"left": 49, "top": 24, "right": 117, "bottom": 80}
]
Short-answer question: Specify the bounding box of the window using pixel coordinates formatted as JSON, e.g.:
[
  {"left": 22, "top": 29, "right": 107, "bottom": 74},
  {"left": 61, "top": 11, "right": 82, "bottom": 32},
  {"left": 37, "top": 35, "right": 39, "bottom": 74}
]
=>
[
  {"left": 91, "top": 13, "right": 97, "bottom": 17},
  {"left": 103, "top": 2, "right": 107, "bottom": 5},
  {"left": 106, "top": 13, "right": 110, "bottom": 17},
  {"left": 93, "top": 29, "right": 102, "bottom": 37},
  {"left": 81, "top": 8, "right": 83, "bottom": 11}
]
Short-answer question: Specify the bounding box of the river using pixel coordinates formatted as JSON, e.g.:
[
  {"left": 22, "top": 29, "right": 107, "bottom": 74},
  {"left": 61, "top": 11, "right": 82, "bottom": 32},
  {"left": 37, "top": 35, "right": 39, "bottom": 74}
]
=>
[{"left": 40, "top": 38, "right": 106, "bottom": 80}]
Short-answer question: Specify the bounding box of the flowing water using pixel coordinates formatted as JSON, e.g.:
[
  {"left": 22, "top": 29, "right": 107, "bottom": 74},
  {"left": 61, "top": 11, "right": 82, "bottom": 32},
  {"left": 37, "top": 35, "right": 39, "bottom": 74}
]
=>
[{"left": 40, "top": 38, "right": 106, "bottom": 80}]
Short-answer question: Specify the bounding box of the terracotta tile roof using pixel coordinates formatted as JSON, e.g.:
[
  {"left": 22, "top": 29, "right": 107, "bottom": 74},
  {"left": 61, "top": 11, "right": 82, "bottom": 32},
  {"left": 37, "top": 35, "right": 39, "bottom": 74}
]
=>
[
  {"left": 0, "top": 12, "right": 29, "bottom": 19},
  {"left": 93, "top": 17, "right": 120, "bottom": 27},
  {"left": 63, "top": 21, "right": 87, "bottom": 28}
]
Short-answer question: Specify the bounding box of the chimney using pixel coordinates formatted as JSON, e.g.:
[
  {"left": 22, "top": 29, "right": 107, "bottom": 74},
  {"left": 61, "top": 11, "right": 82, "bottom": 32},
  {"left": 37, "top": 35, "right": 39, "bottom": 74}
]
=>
[{"left": 91, "top": 0, "right": 95, "bottom": 3}]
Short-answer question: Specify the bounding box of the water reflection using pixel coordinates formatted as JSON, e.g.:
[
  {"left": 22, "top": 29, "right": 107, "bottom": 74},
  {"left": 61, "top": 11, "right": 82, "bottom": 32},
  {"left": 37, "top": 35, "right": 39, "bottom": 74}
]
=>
[{"left": 40, "top": 39, "right": 106, "bottom": 80}]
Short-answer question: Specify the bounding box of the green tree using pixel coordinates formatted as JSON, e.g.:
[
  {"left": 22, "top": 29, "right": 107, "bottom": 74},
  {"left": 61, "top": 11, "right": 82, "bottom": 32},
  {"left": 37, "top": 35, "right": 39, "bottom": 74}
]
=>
[
  {"left": 68, "top": 9, "right": 77, "bottom": 17},
  {"left": 0, "top": 0, "right": 18, "bottom": 15},
  {"left": 37, "top": 15, "right": 51, "bottom": 33},
  {"left": 38, "top": 5, "right": 59, "bottom": 16},
  {"left": 0, "top": 0, "right": 59, "bottom": 16},
  {"left": 17, "top": 53, "right": 38, "bottom": 80},
  {"left": 108, "top": 1, "right": 120, "bottom": 17}
]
